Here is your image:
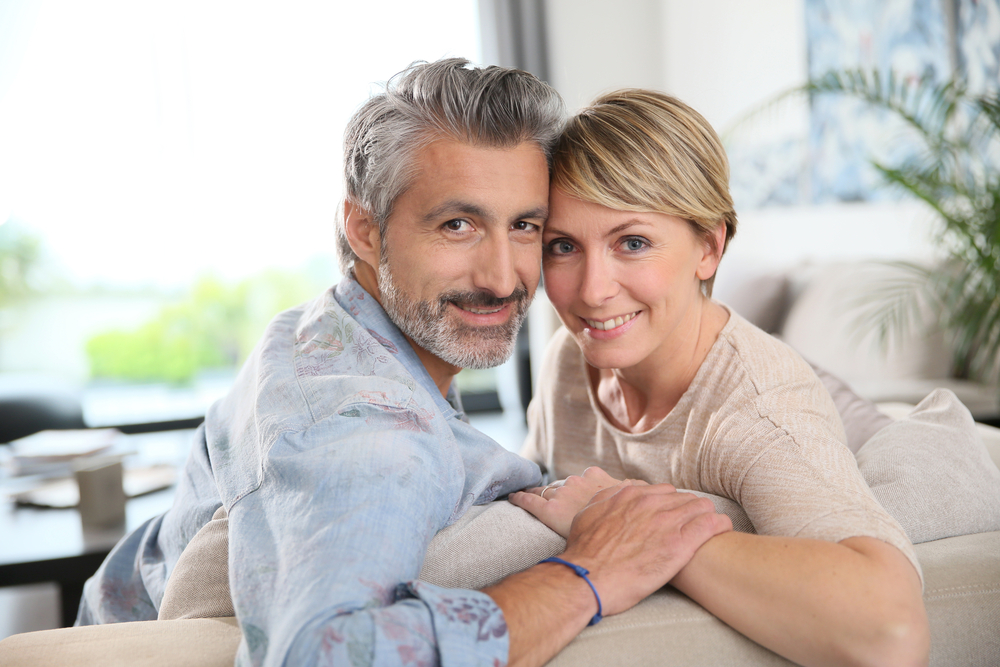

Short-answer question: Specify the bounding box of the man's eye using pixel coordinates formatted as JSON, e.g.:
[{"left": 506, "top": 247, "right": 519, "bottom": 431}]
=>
[
  {"left": 512, "top": 220, "right": 539, "bottom": 232},
  {"left": 444, "top": 219, "right": 471, "bottom": 231}
]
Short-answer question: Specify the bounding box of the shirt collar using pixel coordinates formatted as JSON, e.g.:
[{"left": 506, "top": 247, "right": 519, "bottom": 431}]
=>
[{"left": 333, "top": 275, "right": 462, "bottom": 420}]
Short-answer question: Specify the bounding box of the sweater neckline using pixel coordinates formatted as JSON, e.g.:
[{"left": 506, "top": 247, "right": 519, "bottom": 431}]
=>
[{"left": 579, "top": 303, "right": 738, "bottom": 439}]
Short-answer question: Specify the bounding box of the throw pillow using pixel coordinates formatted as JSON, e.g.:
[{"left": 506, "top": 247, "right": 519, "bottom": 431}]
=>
[
  {"left": 808, "top": 361, "right": 894, "bottom": 453},
  {"left": 856, "top": 388, "right": 1000, "bottom": 544},
  {"left": 158, "top": 506, "right": 234, "bottom": 620}
]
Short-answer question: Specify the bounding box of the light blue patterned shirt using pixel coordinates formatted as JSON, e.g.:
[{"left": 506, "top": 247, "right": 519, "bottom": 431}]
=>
[{"left": 78, "top": 276, "right": 543, "bottom": 666}]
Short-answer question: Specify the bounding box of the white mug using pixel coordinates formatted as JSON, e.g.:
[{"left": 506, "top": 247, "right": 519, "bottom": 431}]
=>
[{"left": 74, "top": 457, "right": 127, "bottom": 527}]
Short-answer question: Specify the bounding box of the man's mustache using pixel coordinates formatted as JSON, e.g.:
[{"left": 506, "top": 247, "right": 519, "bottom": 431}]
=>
[{"left": 439, "top": 286, "right": 530, "bottom": 310}]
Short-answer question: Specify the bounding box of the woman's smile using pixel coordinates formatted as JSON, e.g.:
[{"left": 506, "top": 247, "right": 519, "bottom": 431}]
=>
[{"left": 582, "top": 310, "right": 640, "bottom": 331}]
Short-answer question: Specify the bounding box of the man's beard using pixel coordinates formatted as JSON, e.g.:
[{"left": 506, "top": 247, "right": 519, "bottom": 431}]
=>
[{"left": 378, "top": 259, "right": 531, "bottom": 370}]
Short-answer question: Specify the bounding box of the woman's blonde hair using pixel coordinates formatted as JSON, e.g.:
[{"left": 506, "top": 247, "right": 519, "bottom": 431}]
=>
[{"left": 552, "top": 89, "right": 737, "bottom": 295}]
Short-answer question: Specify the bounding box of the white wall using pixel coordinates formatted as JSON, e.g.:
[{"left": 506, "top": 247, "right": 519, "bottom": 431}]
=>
[
  {"left": 544, "top": 0, "right": 942, "bottom": 269},
  {"left": 546, "top": 0, "right": 808, "bottom": 138},
  {"left": 660, "top": 0, "right": 808, "bottom": 133},
  {"left": 545, "top": 0, "right": 665, "bottom": 111}
]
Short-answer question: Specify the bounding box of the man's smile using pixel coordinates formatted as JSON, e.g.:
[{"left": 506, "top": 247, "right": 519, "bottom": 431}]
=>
[
  {"left": 455, "top": 303, "right": 505, "bottom": 315},
  {"left": 449, "top": 300, "right": 515, "bottom": 327}
]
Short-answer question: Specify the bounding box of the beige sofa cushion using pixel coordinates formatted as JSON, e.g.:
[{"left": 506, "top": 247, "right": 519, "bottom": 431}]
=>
[
  {"left": 713, "top": 271, "right": 790, "bottom": 334},
  {"left": 420, "top": 502, "right": 566, "bottom": 590},
  {"left": 5, "top": 533, "right": 997, "bottom": 667},
  {"left": 0, "top": 617, "right": 241, "bottom": 667},
  {"left": 809, "top": 361, "right": 893, "bottom": 453},
  {"left": 919, "top": 531, "right": 1000, "bottom": 666},
  {"left": 781, "top": 262, "right": 951, "bottom": 384},
  {"left": 159, "top": 506, "right": 230, "bottom": 620}
]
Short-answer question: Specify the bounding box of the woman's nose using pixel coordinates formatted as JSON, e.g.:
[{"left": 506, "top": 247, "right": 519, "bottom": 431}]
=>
[{"left": 578, "top": 254, "right": 618, "bottom": 307}]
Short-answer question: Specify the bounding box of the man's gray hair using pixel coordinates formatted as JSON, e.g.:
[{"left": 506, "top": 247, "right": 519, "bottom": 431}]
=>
[{"left": 336, "top": 57, "right": 565, "bottom": 275}]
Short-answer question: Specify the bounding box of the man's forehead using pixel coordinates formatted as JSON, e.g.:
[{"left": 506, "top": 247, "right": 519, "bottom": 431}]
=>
[
  {"left": 415, "top": 135, "right": 547, "bottom": 172},
  {"left": 399, "top": 137, "right": 550, "bottom": 218}
]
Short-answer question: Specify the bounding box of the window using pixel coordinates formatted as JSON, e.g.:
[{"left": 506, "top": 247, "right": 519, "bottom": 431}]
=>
[{"left": 0, "top": 1, "right": 500, "bottom": 429}]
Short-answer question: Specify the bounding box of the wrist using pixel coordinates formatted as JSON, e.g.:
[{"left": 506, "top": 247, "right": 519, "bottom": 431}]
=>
[
  {"left": 539, "top": 557, "right": 602, "bottom": 625},
  {"left": 533, "top": 561, "right": 601, "bottom": 626}
]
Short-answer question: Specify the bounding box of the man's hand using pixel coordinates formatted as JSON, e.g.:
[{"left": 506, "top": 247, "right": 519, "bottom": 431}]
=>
[
  {"left": 563, "top": 482, "right": 731, "bottom": 615},
  {"left": 491, "top": 469, "right": 731, "bottom": 667},
  {"left": 511, "top": 468, "right": 732, "bottom": 616}
]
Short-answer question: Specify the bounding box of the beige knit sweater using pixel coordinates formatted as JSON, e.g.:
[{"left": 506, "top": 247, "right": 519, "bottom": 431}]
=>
[{"left": 522, "top": 309, "right": 920, "bottom": 575}]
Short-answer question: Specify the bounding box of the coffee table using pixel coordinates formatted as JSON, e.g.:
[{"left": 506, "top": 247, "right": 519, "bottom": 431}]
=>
[{"left": 0, "top": 487, "right": 175, "bottom": 627}]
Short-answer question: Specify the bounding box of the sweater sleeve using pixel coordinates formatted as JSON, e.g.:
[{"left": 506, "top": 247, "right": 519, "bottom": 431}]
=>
[{"left": 699, "top": 369, "right": 922, "bottom": 584}]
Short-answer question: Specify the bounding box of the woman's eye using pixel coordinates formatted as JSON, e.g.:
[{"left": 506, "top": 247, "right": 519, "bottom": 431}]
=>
[
  {"left": 547, "top": 239, "right": 575, "bottom": 254},
  {"left": 621, "top": 237, "right": 649, "bottom": 252}
]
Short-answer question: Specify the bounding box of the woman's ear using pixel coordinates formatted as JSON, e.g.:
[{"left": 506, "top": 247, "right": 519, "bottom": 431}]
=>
[
  {"left": 343, "top": 199, "right": 381, "bottom": 269},
  {"left": 695, "top": 222, "right": 727, "bottom": 281}
]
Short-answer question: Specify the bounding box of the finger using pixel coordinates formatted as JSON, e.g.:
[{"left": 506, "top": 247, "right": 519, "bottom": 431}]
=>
[
  {"left": 581, "top": 466, "right": 618, "bottom": 484},
  {"left": 559, "top": 475, "right": 583, "bottom": 488},
  {"left": 713, "top": 512, "right": 734, "bottom": 535},
  {"left": 523, "top": 486, "right": 547, "bottom": 497},
  {"left": 668, "top": 494, "right": 719, "bottom": 517},
  {"left": 680, "top": 508, "right": 734, "bottom": 542},
  {"left": 587, "top": 481, "right": 632, "bottom": 505},
  {"left": 508, "top": 490, "right": 549, "bottom": 516}
]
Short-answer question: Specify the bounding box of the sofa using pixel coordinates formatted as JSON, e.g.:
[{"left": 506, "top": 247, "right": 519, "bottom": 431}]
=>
[
  {"left": 3, "top": 259, "right": 1000, "bottom": 665},
  {"left": 2, "top": 388, "right": 999, "bottom": 666},
  {"left": 713, "top": 260, "right": 1000, "bottom": 420}
]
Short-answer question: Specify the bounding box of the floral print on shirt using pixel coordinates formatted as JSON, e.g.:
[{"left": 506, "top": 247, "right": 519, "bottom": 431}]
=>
[{"left": 77, "top": 276, "right": 541, "bottom": 667}]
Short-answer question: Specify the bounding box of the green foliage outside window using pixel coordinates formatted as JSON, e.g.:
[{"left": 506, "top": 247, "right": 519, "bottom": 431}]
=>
[
  {"left": 87, "top": 271, "right": 326, "bottom": 383},
  {"left": 0, "top": 220, "right": 41, "bottom": 307}
]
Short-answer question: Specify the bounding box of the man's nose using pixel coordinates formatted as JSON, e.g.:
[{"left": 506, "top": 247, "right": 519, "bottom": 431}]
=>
[
  {"left": 472, "top": 235, "right": 518, "bottom": 298},
  {"left": 579, "top": 254, "right": 618, "bottom": 308}
]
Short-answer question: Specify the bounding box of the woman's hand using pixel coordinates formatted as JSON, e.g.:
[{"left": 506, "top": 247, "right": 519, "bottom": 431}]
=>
[{"left": 508, "top": 467, "right": 646, "bottom": 537}]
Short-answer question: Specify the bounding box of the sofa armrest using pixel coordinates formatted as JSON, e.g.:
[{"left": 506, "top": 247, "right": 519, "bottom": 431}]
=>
[{"left": 0, "top": 617, "right": 241, "bottom": 667}]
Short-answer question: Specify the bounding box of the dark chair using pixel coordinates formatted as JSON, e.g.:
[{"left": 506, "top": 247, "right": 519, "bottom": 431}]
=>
[{"left": 0, "top": 376, "right": 85, "bottom": 444}]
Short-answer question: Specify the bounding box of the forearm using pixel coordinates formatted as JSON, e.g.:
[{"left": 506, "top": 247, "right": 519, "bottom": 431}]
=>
[
  {"left": 500, "top": 480, "right": 732, "bottom": 666},
  {"left": 484, "top": 563, "right": 598, "bottom": 667},
  {"left": 670, "top": 532, "right": 928, "bottom": 667}
]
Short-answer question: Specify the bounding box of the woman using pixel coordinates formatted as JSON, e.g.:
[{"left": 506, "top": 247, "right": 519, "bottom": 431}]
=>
[{"left": 509, "top": 90, "right": 929, "bottom": 666}]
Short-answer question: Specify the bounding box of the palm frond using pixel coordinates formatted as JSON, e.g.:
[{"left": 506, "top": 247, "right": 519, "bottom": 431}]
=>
[
  {"left": 805, "top": 70, "right": 966, "bottom": 151},
  {"left": 721, "top": 86, "right": 809, "bottom": 143},
  {"left": 846, "top": 261, "right": 935, "bottom": 354}
]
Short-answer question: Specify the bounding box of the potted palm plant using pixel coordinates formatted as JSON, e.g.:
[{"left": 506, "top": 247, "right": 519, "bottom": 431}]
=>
[{"left": 797, "top": 71, "right": 1000, "bottom": 386}]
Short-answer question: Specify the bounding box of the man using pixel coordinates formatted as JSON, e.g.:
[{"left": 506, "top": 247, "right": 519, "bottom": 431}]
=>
[{"left": 77, "top": 58, "right": 731, "bottom": 667}]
